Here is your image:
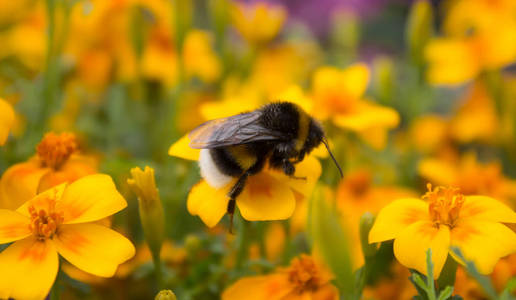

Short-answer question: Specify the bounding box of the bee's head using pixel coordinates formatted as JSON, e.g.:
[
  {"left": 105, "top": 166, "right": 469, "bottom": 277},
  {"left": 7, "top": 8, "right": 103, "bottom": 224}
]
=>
[
  {"left": 303, "top": 119, "right": 324, "bottom": 155},
  {"left": 304, "top": 119, "right": 344, "bottom": 178}
]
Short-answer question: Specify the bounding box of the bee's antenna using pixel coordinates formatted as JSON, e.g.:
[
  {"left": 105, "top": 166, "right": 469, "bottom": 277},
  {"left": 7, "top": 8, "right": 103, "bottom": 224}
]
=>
[{"left": 322, "top": 138, "right": 343, "bottom": 178}]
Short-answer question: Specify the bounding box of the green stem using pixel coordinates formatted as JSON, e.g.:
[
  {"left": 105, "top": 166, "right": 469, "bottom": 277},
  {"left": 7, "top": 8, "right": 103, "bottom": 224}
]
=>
[
  {"left": 152, "top": 252, "right": 163, "bottom": 289},
  {"left": 437, "top": 255, "right": 458, "bottom": 291},
  {"left": 235, "top": 218, "right": 251, "bottom": 269}
]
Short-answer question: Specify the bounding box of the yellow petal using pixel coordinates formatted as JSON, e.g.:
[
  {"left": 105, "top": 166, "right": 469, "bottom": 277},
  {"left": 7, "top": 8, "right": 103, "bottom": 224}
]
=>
[
  {"left": 0, "top": 159, "right": 50, "bottom": 209},
  {"left": 394, "top": 220, "right": 451, "bottom": 278},
  {"left": 0, "top": 98, "right": 15, "bottom": 145},
  {"left": 168, "top": 134, "right": 200, "bottom": 161},
  {"left": 222, "top": 274, "right": 291, "bottom": 300},
  {"left": 424, "top": 38, "right": 480, "bottom": 86},
  {"left": 0, "top": 209, "right": 31, "bottom": 244},
  {"left": 0, "top": 236, "right": 58, "bottom": 300},
  {"left": 187, "top": 180, "right": 233, "bottom": 227},
  {"left": 369, "top": 198, "right": 428, "bottom": 243},
  {"left": 460, "top": 196, "right": 516, "bottom": 223},
  {"left": 340, "top": 63, "right": 370, "bottom": 99},
  {"left": 417, "top": 158, "right": 457, "bottom": 186},
  {"left": 451, "top": 220, "right": 516, "bottom": 274},
  {"left": 37, "top": 155, "right": 97, "bottom": 193},
  {"left": 57, "top": 174, "right": 127, "bottom": 224},
  {"left": 237, "top": 172, "right": 296, "bottom": 221},
  {"left": 279, "top": 155, "right": 321, "bottom": 199},
  {"left": 17, "top": 183, "right": 67, "bottom": 218},
  {"left": 333, "top": 101, "right": 399, "bottom": 132},
  {"left": 54, "top": 223, "right": 135, "bottom": 277}
]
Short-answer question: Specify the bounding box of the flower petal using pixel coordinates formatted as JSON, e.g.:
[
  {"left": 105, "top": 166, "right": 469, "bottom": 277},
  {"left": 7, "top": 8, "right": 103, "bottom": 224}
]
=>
[
  {"left": 222, "top": 274, "right": 291, "bottom": 300},
  {"left": 333, "top": 101, "right": 399, "bottom": 132},
  {"left": 281, "top": 155, "right": 321, "bottom": 199},
  {"left": 187, "top": 180, "right": 233, "bottom": 227},
  {"left": 16, "top": 183, "right": 67, "bottom": 217},
  {"left": 0, "top": 209, "right": 31, "bottom": 244},
  {"left": 57, "top": 174, "right": 127, "bottom": 224},
  {"left": 54, "top": 223, "right": 135, "bottom": 277},
  {"left": 394, "top": 220, "right": 451, "bottom": 278},
  {"left": 451, "top": 220, "right": 516, "bottom": 274},
  {"left": 417, "top": 158, "right": 457, "bottom": 186},
  {"left": 168, "top": 134, "right": 200, "bottom": 161},
  {"left": 369, "top": 198, "right": 429, "bottom": 243},
  {"left": 237, "top": 172, "right": 296, "bottom": 221},
  {"left": 0, "top": 236, "right": 58, "bottom": 300},
  {"left": 460, "top": 196, "right": 516, "bottom": 223},
  {"left": 0, "top": 98, "right": 15, "bottom": 146},
  {"left": 0, "top": 159, "right": 50, "bottom": 209},
  {"left": 37, "top": 155, "right": 97, "bottom": 193}
]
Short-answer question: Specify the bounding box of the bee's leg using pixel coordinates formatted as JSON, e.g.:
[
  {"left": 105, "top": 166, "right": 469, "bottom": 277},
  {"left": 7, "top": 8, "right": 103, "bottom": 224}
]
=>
[
  {"left": 282, "top": 159, "right": 307, "bottom": 181},
  {"left": 227, "top": 172, "right": 249, "bottom": 234}
]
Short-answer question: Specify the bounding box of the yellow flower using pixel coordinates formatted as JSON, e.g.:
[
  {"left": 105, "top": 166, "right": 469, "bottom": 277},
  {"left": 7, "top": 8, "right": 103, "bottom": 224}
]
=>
[
  {"left": 182, "top": 30, "right": 221, "bottom": 83},
  {"left": 369, "top": 184, "right": 516, "bottom": 278},
  {"left": 168, "top": 135, "right": 321, "bottom": 228},
  {"left": 0, "top": 98, "right": 15, "bottom": 146},
  {"left": 408, "top": 114, "right": 449, "bottom": 154},
  {"left": 0, "top": 132, "right": 97, "bottom": 209},
  {"left": 0, "top": 174, "right": 135, "bottom": 300},
  {"left": 231, "top": 2, "right": 287, "bottom": 45},
  {"left": 311, "top": 63, "right": 399, "bottom": 149},
  {"left": 222, "top": 254, "right": 338, "bottom": 300},
  {"left": 425, "top": 0, "right": 516, "bottom": 85}
]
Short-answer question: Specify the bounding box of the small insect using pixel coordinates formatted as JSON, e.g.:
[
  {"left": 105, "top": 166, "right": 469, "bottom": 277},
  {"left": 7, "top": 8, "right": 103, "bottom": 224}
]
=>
[{"left": 188, "top": 102, "right": 343, "bottom": 232}]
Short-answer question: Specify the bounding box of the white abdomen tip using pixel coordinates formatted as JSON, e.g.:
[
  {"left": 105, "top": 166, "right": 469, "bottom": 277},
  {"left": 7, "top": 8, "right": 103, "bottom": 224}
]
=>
[{"left": 199, "top": 149, "right": 232, "bottom": 188}]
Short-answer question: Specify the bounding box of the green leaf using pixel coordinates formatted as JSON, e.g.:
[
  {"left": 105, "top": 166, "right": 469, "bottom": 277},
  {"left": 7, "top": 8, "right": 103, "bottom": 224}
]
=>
[{"left": 437, "top": 286, "right": 454, "bottom": 300}]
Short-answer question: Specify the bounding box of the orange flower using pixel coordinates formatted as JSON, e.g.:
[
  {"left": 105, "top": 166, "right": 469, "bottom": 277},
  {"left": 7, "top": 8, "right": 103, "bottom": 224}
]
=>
[
  {"left": 0, "top": 174, "right": 135, "bottom": 299},
  {"left": 0, "top": 132, "right": 97, "bottom": 209},
  {"left": 222, "top": 254, "right": 338, "bottom": 300}
]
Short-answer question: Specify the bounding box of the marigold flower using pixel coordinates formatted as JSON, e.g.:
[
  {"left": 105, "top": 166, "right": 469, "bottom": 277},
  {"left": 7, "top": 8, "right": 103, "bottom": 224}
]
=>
[
  {"left": 0, "top": 174, "right": 135, "bottom": 300},
  {"left": 222, "top": 254, "right": 338, "bottom": 300},
  {"left": 311, "top": 63, "right": 399, "bottom": 149},
  {"left": 369, "top": 184, "right": 516, "bottom": 278},
  {"left": 0, "top": 132, "right": 97, "bottom": 209},
  {"left": 231, "top": 2, "right": 287, "bottom": 45},
  {"left": 169, "top": 135, "right": 321, "bottom": 227},
  {"left": 0, "top": 98, "right": 15, "bottom": 146}
]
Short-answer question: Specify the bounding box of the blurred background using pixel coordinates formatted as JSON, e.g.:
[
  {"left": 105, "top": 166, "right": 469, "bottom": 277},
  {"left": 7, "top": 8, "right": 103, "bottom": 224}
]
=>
[{"left": 0, "top": 0, "right": 515, "bottom": 299}]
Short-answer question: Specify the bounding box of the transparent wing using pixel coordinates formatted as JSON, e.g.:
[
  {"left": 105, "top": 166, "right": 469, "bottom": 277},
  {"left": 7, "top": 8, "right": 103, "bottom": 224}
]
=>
[{"left": 188, "top": 111, "right": 284, "bottom": 149}]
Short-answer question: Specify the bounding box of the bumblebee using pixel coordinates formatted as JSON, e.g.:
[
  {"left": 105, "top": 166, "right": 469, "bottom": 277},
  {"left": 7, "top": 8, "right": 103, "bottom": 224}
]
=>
[{"left": 188, "top": 102, "right": 343, "bottom": 231}]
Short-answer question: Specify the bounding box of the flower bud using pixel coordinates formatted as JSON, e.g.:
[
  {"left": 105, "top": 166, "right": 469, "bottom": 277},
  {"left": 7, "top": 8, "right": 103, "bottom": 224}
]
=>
[
  {"left": 360, "top": 212, "right": 377, "bottom": 259},
  {"left": 406, "top": 0, "right": 434, "bottom": 66},
  {"left": 127, "top": 166, "right": 165, "bottom": 262},
  {"left": 155, "top": 290, "right": 177, "bottom": 300}
]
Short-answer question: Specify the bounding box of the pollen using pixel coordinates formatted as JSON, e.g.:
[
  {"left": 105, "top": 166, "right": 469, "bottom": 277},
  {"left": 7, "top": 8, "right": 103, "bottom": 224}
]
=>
[
  {"left": 424, "top": 183, "right": 465, "bottom": 228},
  {"left": 28, "top": 196, "right": 64, "bottom": 240},
  {"left": 286, "top": 255, "right": 326, "bottom": 294},
  {"left": 36, "top": 132, "right": 78, "bottom": 169}
]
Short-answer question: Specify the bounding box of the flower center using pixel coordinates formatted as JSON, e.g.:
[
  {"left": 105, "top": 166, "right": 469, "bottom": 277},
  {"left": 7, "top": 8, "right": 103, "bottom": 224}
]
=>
[
  {"left": 424, "top": 183, "right": 464, "bottom": 228},
  {"left": 287, "top": 255, "right": 325, "bottom": 293},
  {"left": 36, "top": 132, "right": 78, "bottom": 169},
  {"left": 28, "top": 197, "right": 64, "bottom": 240}
]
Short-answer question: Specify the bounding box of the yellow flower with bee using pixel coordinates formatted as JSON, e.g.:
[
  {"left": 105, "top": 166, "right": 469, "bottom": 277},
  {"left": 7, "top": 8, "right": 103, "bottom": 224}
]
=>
[{"left": 170, "top": 102, "right": 339, "bottom": 230}]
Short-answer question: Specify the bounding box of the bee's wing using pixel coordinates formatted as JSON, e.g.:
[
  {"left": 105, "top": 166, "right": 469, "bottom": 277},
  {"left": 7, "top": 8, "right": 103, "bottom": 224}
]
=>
[{"left": 188, "top": 111, "right": 283, "bottom": 149}]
